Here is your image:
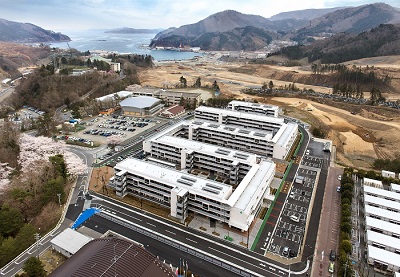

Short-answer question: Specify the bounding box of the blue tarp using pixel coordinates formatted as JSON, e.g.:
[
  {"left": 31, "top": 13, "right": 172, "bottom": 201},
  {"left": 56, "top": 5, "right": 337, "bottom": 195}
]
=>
[{"left": 71, "top": 208, "right": 100, "bottom": 229}]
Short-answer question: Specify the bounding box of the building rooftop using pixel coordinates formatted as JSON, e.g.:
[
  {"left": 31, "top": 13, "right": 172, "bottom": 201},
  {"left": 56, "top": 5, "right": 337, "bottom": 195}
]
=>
[
  {"left": 96, "top": 91, "right": 132, "bottom": 102},
  {"left": 274, "top": 122, "right": 297, "bottom": 145},
  {"left": 366, "top": 230, "right": 400, "bottom": 250},
  {"left": 364, "top": 185, "right": 400, "bottom": 201},
  {"left": 228, "top": 100, "right": 279, "bottom": 110},
  {"left": 391, "top": 183, "right": 400, "bottom": 192},
  {"left": 365, "top": 216, "right": 400, "bottom": 235},
  {"left": 50, "top": 237, "right": 175, "bottom": 277},
  {"left": 229, "top": 160, "right": 275, "bottom": 211},
  {"left": 156, "top": 135, "right": 258, "bottom": 164},
  {"left": 115, "top": 158, "right": 233, "bottom": 201},
  {"left": 195, "top": 106, "right": 285, "bottom": 124},
  {"left": 50, "top": 228, "right": 92, "bottom": 256},
  {"left": 363, "top": 177, "right": 383, "bottom": 188},
  {"left": 364, "top": 194, "right": 400, "bottom": 212},
  {"left": 364, "top": 205, "right": 400, "bottom": 223},
  {"left": 120, "top": 96, "right": 161, "bottom": 109},
  {"left": 164, "top": 105, "right": 185, "bottom": 115},
  {"left": 367, "top": 245, "right": 400, "bottom": 267},
  {"left": 190, "top": 120, "right": 273, "bottom": 140}
]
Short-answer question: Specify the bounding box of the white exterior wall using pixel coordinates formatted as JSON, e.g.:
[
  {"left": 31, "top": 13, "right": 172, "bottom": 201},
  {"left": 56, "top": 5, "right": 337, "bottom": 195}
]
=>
[
  {"left": 110, "top": 158, "right": 275, "bottom": 231},
  {"left": 391, "top": 183, "right": 400, "bottom": 193},
  {"left": 363, "top": 178, "right": 383, "bottom": 189},
  {"left": 382, "top": 170, "right": 396, "bottom": 179},
  {"left": 367, "top": 245, "right": 400, "bottom": 272}
]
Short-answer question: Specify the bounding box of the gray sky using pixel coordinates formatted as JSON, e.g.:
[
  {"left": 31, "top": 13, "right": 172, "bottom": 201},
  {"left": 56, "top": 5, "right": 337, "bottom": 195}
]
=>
[{"left": 1, "top": 0, "right": 399, "bottom": 32}]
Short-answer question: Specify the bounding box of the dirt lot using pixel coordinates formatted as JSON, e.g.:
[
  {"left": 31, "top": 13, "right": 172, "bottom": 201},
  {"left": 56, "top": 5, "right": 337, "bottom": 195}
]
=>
[{"left": 140, "top": 55, "right": 400, "bottom": 169}]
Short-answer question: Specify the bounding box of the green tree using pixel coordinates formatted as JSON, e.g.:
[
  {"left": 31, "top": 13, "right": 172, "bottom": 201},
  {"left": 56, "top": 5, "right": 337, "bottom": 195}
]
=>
[
  {"left": 23, "top": 257, "right": 46, "bottom": 277},
  {"left": 212, "top": 80, "right": 220, "bottom": 92},
  {"left": 340, "top": 222, "right": 352, "bottom": 234},
  {"left": 194, "top": 77, "right": 201, "bottom": 88},
  {"left": 340, "top": 240, "right": 352, "bottom": 254},
  {"left": 179, "top": 76, "right": 187, "bottom": 88},
  {"left": 0, "top": 204, "right": 24, "bottom": 237},
  {"left": 268, "top": 80, "right": 274, "bottom": 91}
]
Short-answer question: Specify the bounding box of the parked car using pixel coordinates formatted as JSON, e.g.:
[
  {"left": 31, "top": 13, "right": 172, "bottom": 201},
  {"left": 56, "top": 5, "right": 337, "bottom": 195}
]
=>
[
  {"left": 329, "top": 250, "right": 336, "bottom": 261},
  {"left": 282, "top": 246, "right": 289, "bottom": 257},
  {"left": 328, "top": 262, "right": 334, "bottom": 273}
]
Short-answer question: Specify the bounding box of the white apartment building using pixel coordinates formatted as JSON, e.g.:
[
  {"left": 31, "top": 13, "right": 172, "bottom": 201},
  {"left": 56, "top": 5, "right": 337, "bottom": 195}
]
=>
[
  {"left": 363, "top": 183, "right": 400, "bottom": 273},
  {"left": 363, "top": 178, "right": 383, "bottom": 189},
  {"left": 143, "top": 134, "right": 259, "bottom": 186},
  {"left": 194, "top": 106, "right": 285, "bottom": 133},
  {"left": 125, "top": 86, "right": 201, "bottom": 107},
  {"left": 391, "top": 183, "right": 400, "bottom": 193},
  {"left": 110, "top": 158, "right": 275, "bottom": 231},
  {"left": 227, "top": 101, "right": 279, "bottom": 117},
  {"left": 382, "top": 170, "right": 396, "bottom": 179},
  {"left": 184, "top": 120, "right": 297, "bottom": 160}
]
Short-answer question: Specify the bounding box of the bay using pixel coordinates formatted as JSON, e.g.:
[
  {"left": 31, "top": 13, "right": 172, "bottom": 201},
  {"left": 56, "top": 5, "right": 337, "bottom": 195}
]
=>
[{"left": 50, "top": 29, "right": 202, "bottom": 61}]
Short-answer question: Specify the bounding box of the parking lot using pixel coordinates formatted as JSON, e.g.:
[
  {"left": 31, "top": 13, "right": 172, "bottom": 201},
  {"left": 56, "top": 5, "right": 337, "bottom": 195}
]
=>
[
  {"left": 75, "top": 114, "right": 158, "bottom": 144},
  {"left": 266, "top": 165, "right": 319, "bottom": 259}
]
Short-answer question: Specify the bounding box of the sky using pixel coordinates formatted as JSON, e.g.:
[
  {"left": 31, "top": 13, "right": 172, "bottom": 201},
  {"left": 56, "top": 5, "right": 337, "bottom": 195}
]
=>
[{"left": 1, "top": 0, "right": 399, "bottom": 32}]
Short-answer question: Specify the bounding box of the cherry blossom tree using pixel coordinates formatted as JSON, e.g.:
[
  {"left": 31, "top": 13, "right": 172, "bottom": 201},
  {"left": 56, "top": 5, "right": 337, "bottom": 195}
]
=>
[
  {"left": 106, "top": 135, "right": 123, "bottom": 148},
  {"left": 0, "top": 162, "right": 13, "bottom": 191},
  {"left": 18, "top": 134, "right": 87, "bottom": 179}
]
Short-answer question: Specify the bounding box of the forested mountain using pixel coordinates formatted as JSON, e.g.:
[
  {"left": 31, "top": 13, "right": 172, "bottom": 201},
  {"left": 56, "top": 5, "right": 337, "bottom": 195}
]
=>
[
  {"left": 150, "top": 10, "right": 304, "bottom": 49},
  {"left": 150, "top": 3, "right": 400, "bottom": 51},
  {"left": 269, "top": 7, "right": 346, "bottom": 21},
  {"left": 0, "top": 18, "right": 70, "bottom": 43},
  {"left": 280, "top": 24, "right": 400, "bottom": 63},
  {"left": 293, "top": 3, "right": 400, "bottom": 40},
  {"left": 152, "top": 26, "right": 276, "bottom": 51}
]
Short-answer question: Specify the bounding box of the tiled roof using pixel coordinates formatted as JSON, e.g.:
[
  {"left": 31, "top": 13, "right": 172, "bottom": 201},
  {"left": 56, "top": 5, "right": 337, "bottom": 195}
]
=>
[{"left": 50, "top": 237, "right": 175, "bottom": 277}]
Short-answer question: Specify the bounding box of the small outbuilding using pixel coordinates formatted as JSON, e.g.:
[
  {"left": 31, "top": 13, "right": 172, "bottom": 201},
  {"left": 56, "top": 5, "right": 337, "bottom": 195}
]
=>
[
  {"left": 120, "top": 96, "right": 163, "bottom": 116},
  {"left": 50, "top": 228, "right": 92, "bottom": 258}
]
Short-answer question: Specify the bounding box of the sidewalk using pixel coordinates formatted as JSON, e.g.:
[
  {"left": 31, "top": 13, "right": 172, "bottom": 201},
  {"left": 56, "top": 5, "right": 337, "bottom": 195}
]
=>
[{"left": 187, "top": 214, "right": 263, "bottom": 249}]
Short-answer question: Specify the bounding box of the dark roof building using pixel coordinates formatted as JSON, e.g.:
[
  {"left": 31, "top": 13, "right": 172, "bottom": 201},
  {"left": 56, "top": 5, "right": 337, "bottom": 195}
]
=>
[
  {"left": 50, "top": 237, "right": 175, "bottom": 277},
  {"left": 161, "top": 105, "right": 185, "bottom": 118}
]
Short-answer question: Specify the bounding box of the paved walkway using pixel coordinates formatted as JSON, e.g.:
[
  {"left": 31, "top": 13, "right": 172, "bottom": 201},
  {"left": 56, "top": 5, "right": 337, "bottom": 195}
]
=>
[{"left": 187, "top": 215, "right": 263, "bottom": 249}]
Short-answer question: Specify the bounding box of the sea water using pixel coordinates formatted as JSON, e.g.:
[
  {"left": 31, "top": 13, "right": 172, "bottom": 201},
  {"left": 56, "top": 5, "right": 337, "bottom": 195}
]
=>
[{"left": 50, "top": 29, "right": 202, "bottom": 61}]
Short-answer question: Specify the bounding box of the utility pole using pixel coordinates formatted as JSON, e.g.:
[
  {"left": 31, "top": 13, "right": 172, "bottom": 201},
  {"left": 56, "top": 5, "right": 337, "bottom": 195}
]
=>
[{"left": 34, "top": 233, "right": 41, "bottom": 258}]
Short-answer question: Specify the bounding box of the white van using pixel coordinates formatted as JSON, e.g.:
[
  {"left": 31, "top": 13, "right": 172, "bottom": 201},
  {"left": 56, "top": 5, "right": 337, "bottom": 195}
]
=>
[{"left": 290, "top": 215, "right": 300, "bottom": 222}]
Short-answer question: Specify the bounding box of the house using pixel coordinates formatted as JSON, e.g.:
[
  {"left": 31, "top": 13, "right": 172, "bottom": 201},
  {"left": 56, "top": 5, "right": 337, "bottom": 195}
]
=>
[{"left": 161, "top": 105, "right": 185, "bottom": 118}]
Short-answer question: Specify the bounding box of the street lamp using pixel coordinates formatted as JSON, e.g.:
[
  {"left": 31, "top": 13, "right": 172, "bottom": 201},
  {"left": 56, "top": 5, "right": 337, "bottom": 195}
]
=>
[{"left": 57, "top": 193, "right": 61, "bottom": 207}]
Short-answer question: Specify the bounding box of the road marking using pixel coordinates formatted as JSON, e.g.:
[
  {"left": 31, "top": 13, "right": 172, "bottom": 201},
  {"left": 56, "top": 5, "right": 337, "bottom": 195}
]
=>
[
  {"left": 165, "top": 230, "right": 176, "bottom": 235},
  {"left": 146, "top": 222, "right": 156, "bottom": 227},
  {"left": 0, "top": 267, "right": 15, "bottom": 276},
  {"left": 208, "top": 247, "right": 282, "bottom": 276},
  {"left": 186, "top": 238, "right": 198, "bottom": 244}
]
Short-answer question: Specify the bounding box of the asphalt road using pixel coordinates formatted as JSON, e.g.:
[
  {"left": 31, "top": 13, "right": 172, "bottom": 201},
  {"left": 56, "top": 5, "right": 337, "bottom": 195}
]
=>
[
  {"left": 89, "top": 193, "right": 308, "bottom": 277},
  {"left": 82, "top": 215, "right": 235, "bottom": 277}
]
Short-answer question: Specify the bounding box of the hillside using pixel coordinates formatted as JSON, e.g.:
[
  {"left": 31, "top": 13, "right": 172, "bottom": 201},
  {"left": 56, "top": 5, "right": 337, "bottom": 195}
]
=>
[
  {"left": 280, "top": 24, "right": 400, "bottom": 64},
  {"left": 150, "top": 10, "right": 307, "bottom": 49},
  {"left": 150, "top": 3, "right": 400, "bottom": 51},
  {"left": 293, "top": 3, "right": 400, "bottom": 40},
  {"left": 0, "top": 18, "right": 70, "bottom": 43},
  {"left": 0, "top": 42, "right": 52, "bottom": 78},
  {"left": 269, "top": 7, "right": 346, "bottom": 21},
  {"left": 151, "top": 26, "right": 275, "bottom": 51}
]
